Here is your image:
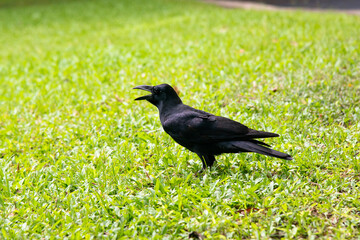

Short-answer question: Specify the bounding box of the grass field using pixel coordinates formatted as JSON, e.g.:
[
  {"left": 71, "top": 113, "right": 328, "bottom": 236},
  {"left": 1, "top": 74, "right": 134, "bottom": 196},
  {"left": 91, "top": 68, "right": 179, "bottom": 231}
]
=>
[{"left": 1, "top": 0, "right": 360, "bottom": 238}]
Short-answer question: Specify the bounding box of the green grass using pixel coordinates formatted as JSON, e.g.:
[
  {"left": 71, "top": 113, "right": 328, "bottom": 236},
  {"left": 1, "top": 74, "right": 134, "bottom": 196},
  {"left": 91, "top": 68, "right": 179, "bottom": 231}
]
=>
[{"left": 1, "top": 0, "right": 360, "bottom": 238}]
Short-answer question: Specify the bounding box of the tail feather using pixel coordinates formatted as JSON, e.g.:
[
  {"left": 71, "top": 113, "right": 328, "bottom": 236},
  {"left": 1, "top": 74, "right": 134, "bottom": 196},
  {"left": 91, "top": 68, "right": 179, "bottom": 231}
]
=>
[
  {"left": 231, "top": 141, "right": 292, "bottom": 160},
  {"left": 247, "top": 129, "right": 279, "bottom": 139},
  {"left": 248, "top": 139, "right": 271, "bottom": 147}
]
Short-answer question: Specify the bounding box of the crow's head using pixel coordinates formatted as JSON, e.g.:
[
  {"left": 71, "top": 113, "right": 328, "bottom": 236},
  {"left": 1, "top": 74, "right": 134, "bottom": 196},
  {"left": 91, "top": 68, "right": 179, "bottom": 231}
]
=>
[{"left": 133, "top": 83, "right": 182, "bottom": 108}]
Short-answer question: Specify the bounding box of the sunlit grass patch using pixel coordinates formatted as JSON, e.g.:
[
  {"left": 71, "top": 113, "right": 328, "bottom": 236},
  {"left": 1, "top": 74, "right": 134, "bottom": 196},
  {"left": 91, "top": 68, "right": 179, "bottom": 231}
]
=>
[{"left": 0, "top": 0, "right": 359, "bottom": 238}]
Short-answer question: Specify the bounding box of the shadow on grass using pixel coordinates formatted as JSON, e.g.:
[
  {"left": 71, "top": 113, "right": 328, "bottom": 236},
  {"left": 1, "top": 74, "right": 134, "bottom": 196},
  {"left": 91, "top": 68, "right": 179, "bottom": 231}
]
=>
[{"left": 233, "top": 0, "right": 360, "bottom": 10}]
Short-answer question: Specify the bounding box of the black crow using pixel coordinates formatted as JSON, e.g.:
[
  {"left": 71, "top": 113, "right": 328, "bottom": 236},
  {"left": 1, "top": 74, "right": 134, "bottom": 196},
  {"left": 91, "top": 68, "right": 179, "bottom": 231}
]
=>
[{"left": 134, "top": 83, "right": 292, "bottom": 172}]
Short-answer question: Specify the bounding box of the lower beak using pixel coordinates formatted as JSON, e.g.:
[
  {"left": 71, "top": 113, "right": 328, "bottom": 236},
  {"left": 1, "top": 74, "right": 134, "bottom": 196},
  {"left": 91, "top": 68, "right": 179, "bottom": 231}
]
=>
[{"left": 133, "top": 85, "right": 153, "bottom": 100}]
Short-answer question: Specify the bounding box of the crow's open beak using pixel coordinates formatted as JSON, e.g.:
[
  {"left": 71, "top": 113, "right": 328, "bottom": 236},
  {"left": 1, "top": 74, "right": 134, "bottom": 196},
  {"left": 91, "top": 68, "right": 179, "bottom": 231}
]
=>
[{"left": 133, "top": 85, "right": 153, "bottom": 100}]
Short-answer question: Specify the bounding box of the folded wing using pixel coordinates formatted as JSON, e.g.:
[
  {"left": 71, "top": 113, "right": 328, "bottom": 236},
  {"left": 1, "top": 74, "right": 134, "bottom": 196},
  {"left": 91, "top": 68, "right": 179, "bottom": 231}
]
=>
[{"left": 164, "top": 111, "right": 278, "bottom": 144}]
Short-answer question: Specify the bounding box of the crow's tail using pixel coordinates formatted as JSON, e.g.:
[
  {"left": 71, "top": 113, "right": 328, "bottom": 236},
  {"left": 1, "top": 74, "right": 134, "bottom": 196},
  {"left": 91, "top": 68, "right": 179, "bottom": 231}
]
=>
[{"left": 231, "top": 140, "right": 292, "bottom": 160}]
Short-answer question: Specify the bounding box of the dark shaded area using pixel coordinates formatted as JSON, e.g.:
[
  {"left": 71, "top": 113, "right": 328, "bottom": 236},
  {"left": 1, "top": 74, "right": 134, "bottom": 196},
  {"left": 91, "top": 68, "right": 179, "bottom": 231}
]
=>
[
  {"left": 189, "top": 231, "right": 205, "bottom": 240},
  {"left": 230, "top": 0, "right": 360, "bottom": 10}
]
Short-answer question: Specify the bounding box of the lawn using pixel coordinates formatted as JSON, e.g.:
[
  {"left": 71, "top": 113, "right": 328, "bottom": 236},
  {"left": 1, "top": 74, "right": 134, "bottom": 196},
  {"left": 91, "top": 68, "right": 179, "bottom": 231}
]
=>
[{"left": 0, "top": 0, "right": 360, "bottom": 238}]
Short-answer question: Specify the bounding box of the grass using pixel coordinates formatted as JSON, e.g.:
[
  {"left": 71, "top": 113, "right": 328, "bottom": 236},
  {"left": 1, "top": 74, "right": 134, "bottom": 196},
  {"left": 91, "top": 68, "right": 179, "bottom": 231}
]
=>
[{"left": 0, "top": 0, "right": 360, "bottom": 238}]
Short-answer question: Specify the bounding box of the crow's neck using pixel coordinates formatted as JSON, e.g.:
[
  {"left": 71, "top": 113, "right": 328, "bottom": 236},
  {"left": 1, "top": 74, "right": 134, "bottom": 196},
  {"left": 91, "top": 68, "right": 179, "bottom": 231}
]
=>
[{"left": 157, "top": 98, "right": 183, "bottom": 119}]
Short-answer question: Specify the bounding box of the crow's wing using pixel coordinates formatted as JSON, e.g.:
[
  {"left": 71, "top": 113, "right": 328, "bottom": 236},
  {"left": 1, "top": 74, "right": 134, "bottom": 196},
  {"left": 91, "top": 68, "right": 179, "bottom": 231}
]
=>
[{"left": 163, "top": 111, "right": 278, "bottom": 144}]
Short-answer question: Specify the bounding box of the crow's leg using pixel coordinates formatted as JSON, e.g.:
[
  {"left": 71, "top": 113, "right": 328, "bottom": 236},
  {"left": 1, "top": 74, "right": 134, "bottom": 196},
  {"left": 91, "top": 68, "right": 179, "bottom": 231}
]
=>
[
  {"left": 196, "top": 154, "right": 216, "bottom": 173},
  {"left": 196, "top": 154, "right": 207, "bottom": 173},
  {"left": 204, "top": 155, "right": 216, "bottom": 169}
]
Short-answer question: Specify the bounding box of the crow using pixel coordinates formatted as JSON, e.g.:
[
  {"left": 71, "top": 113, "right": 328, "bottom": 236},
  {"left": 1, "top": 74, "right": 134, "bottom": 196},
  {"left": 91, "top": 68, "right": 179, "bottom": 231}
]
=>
[{"left": 134, "top": 83, "right": 292, "bottom": 172}]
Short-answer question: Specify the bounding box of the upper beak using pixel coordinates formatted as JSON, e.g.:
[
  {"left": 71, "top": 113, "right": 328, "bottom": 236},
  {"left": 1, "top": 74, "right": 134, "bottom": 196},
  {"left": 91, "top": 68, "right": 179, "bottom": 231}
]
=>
[{"left": 133, "top": 85, "right": 153, "bottom": 100}]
